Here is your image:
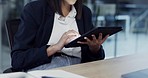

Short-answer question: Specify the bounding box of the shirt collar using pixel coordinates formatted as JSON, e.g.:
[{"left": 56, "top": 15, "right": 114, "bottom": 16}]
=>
[
  {"left": 67, "top": 6, "right": 77, "bottom": 18},
  {"left": 56, "top": 6, "right": 77, "bottom": 18}
]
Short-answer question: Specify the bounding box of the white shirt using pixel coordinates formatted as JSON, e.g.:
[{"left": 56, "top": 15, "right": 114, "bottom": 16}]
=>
[{"left": 47, "top": 6, "right": 81, "bottom": 58}]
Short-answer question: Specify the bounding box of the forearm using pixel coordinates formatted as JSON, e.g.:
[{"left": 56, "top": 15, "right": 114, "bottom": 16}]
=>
[
  {"left": 46, "top": 44, "right": 62, "bottom": 56},
  {"left": 11, "top": 45, "right": 52, "bottom": 70},
  {"left": 89, "top": 45, "right": 105, "bottom": 59}
]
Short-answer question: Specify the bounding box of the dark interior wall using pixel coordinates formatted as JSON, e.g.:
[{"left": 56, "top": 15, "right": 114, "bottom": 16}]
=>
[
  {"left": 130, "top": 0, "right": 148, "bottom": 4},
  {"left": 100, "top": 0, "right": 148, "bottom": 4}
]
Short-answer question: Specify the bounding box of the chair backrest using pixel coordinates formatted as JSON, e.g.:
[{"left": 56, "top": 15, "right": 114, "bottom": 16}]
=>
[
  {"left": 5, "top": 19, "right": 20, "bottom": 50},
  {"left": 3, "top": 19, "right": 20, "bottom": 73}
]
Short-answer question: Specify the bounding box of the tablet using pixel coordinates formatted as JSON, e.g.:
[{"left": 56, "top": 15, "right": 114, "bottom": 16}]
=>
[
  {"left": 121, "top": 68, "right": 148, "bottom": 78},
  {"left": 64, "top": 27, "right": 122, "bottom": 48}
]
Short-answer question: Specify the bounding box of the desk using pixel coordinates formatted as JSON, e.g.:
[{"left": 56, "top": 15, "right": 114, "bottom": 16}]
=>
[{"left": 54, "top": 53, "right": 148, "bottom": 78}]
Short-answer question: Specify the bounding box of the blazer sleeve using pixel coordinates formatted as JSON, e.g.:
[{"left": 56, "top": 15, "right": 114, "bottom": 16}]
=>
[
  {"left": 11, "top": 2, "right": 52, "bottom": 71},
  {"left": 81, "top": 6, "right": 105, "bottom": 63}
]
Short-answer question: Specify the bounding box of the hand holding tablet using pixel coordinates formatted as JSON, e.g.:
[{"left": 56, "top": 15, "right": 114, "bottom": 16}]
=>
[{"left": 65, "top": 27, "right": 122, "bottom": 48}]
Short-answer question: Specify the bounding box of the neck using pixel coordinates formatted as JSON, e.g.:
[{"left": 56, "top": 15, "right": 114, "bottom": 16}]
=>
[{"left": 61, "top": 1, "right": 71, "bottom": 17}]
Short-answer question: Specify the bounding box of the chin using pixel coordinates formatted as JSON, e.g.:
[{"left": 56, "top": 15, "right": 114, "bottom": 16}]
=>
[
  {"left": 68, "top": 2, "right": 76, "bottom": 5},
  {"left": 66, "top": 0, "right": 77, "bottom": 5}
]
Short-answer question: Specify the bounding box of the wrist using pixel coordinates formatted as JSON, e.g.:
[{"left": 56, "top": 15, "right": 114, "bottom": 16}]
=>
[
  {"left": 54, "top": 43, "right": 63, "bottom": 52},
  {"left": 46, "top": 44, "right": 62, "bottom": 56},
  {"left": 89, "top": 45, "right": 100, "bottom": 53}
]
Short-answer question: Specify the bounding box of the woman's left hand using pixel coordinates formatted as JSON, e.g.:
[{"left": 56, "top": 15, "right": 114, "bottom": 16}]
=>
[{"left": 77, "top": 33, "right": 109, "bottom": 53}]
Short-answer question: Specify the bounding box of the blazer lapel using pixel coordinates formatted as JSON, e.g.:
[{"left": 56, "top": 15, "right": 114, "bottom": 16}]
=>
[
  {"left": 76, "top": 18, "right": 84, "bottom": 35},
  {"left": 39, "top": 6, "right": 55, "bottom": 46}
]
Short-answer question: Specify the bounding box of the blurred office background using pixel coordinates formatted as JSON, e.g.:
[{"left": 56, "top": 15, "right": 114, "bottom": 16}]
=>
[{"left": 0, "top": 0, "right": 148, "bottom": 73}]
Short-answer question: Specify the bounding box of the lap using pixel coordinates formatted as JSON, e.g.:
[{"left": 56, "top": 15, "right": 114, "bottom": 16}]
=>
[{"left": 28, "top": 55, "right": 81, "bottom": 71}]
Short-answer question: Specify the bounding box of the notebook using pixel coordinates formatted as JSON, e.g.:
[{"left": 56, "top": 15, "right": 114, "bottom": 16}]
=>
[{"left": 0, "top": 70, "right": 86, "bottom": 78}]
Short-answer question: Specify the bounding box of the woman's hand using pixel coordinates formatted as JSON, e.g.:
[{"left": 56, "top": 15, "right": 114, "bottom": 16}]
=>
[
  {"left": 47, "top": 30, "right": 80, "bottom": 56},
  {"left": 55, "top": 30, "right": 79, "bottom": 51},
  {"left": 77, "top": 33, "right": 109, "bottom": 53}
]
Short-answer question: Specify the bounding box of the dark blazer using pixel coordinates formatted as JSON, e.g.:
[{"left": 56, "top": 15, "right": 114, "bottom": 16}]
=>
[{"left": 11, "top": 0, "right": 105, "bottom": 71}]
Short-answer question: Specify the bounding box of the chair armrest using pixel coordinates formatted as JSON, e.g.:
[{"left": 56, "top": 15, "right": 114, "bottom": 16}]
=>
[{"left": 3, "top": 67, "right": 14, "bottom": 73}]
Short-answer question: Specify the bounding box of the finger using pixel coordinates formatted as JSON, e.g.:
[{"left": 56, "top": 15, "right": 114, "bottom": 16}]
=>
[
  {"left": 92, "top": 35, "right": 97, "bottom": 40},
  {"left": 71, "top": 30, "right": 79, "bottom": 34},
  {"left": 66, "top": 30, "right": 73, "bottom": 35},
  {"left": 77, "top": 41, "right": 88, "bottom": 45},
  {"left": 98, "top": 33, "right": 102, "bottom": 40},
  {"left": 67, "top": 30, "right": 79, "bottom": 35},
  {"left": 64, "top": 31, "right": 68, "bottom": 35},
  {"left": 67, "top": 34, "right": 77, "bottom": 38},
  {"left": 65, "top": 35, "right": 77, "bottom": 43},
  {"left": 101, "top": 34, "right": 109, "bottom": 44},
  {"left": 84, "top": 37, "right": 91, "bottom": 43}
]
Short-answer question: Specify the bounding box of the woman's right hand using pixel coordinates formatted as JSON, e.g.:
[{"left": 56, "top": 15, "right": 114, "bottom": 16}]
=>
[
  {"left": 56, "top": 30, "right": 79, "bottom": 51},
  {"left": 46, "top": 30, "right": 79, "bottom": 56}
]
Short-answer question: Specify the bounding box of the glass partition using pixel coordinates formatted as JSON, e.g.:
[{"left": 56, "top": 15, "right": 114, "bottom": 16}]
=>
[
  {"left": 0, "top": 0, "right": 33, "bottom": 72},
  {"left": 84, "top": 0, "right": 148, "bottom": 58}
]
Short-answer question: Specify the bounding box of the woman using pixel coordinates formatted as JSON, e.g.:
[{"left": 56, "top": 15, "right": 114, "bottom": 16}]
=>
[{"left": 11, "top": 0, "right": 109, "bottom": 71}]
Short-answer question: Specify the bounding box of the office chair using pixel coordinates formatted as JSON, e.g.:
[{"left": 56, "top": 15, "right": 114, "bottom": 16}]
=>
[{"left": 3, "top": 19, "right": 20, "bottom": 73}]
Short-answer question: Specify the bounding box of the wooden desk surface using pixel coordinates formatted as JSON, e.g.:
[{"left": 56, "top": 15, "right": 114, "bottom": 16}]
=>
[{"left": 54, "top": 53, "right": 148, "bottom": 78}]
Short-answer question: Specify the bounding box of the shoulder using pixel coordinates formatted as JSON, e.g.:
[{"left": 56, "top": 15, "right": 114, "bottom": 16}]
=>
[
  {"left": 23, "top": 0, "right": 47, "bottom": 11},
  {"left": 81, "top": 5, "right": 92, "bottom": 19},
  {"left": 82, "top": 5, "right": 92, "bottom": 15},
  {"left": 21, "top": 0, "right": 51, "bottom": 25}
]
